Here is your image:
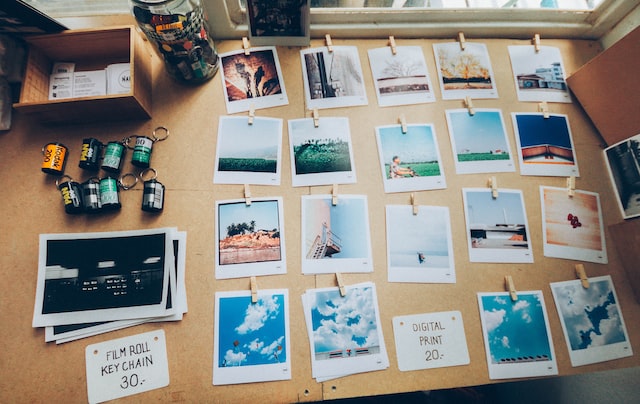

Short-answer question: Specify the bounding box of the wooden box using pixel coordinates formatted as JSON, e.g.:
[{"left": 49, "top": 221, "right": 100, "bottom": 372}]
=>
[{"left": 13, "top": 26, "right": 152, "bottom": 124}]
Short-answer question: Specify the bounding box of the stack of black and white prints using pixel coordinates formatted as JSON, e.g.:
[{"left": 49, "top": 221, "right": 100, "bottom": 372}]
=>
[{"left": 32, "top": 228, "right": 187, "bottom": 344}]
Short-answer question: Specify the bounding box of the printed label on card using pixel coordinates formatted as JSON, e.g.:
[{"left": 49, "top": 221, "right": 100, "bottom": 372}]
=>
[
  {"left": 85, "top": 329, "right": 169, "bottom": 403},
  {"left": 392, "top": 311, "right": 470, "bottom": 372}
]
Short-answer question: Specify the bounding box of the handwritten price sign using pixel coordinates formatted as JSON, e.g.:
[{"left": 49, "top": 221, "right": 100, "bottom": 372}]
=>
[
  {"left": 85, "top": 330, "right": 169, "bottom": 403},
  {"left": 392, "top": 311, "right": 470, "bottom": 371}
]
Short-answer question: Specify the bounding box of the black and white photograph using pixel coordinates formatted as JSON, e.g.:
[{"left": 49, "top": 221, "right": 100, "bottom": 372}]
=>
[
  {"left": 386, "top": 205, "right": 455, "bottom": 284},
  {"left": 550, "top": 275, "right": 632, "bottom": 367},
  {"left": 45, "top": 231, "right": 187, "bottom": 344},
  {"left": 508, "top": 45, "right": 571, "bottom": 103},
  {"left": 301, "top": 46, "right": 368, "bottom": 110},
  {"left": 288, "top": 117, "right": 357, "bottom": 187},
  {"left": 603, "top": 133, "right": 640, "bottom": 219},
  {"left": 302, "top": 282, "right": 389, "bottom": 382},
  {"left": 433, "top": 42, "right": 498, "bottom": 100},
  {"left": 214, "top": 116, "right": 283, "bottom": 186},
  {"left": 220, "top": 46, "right": 288, "bottom": 114},
  {"left": 367, "top": 45, "right": 435, "bottom": 107},
  {"left": 32, "top": 228, "right": 176, "bottom": 328},
  {"left": 215, "top": 197, "right": 286, "bottom": 279},
  {"left": 462, "top": 188, "right": 534, "bottom": 263},
  {"left": 247, "top": 0, "right": 310, "bottom": 46},
  {"left": 301, "top": 194, "right": 373, "bottom": 274}
]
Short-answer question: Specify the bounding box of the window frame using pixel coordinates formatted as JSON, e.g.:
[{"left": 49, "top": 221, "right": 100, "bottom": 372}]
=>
[{"left": 207, "top": 0, "right": 638, "bottom": 40}]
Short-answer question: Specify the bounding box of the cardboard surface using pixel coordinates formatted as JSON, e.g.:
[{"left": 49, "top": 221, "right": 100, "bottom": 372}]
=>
[{"left": 0, "top": 36, "right": 638, "bottom": 403}]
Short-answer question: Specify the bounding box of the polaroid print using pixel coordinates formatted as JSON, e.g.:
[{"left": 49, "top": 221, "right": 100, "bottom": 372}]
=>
[
  {"left": 289, "top": 117, "right": 357, "bottom": 187},
  {"left": 247, "top": 0, "right": 310, "bottom": 46},
  {"left": 462, "top": 188, "right": 533, "bottom": 263},
  {"left": 216, "top": 197, "right": 286, "bottom": 279},
  {"left": 213, "top": 289, "right": 291, "bottom": 385},
  {"left": 478, "top": 291, "right": 558, "bottom": 380},
  {"left": 512, "top": 113, "right": 579, "bottom": 177},
  {"left": 300, "top": 46, "right": 368, "bottom": 110},
  {"left": 432, "top": 42, "right": 498, "bottom": 100},
  {"left": 214, "top": 116, "right": 282, "bottom": 186},
  {"left": 220, "top": 46, "right": 288, "bottom": 114},
  {"left": 301, "top": 194, "right": 373, "bottom": 274},
  {"left": 303, "top": 282, "right": 389, "bottom": 381},
  {"left": 386, "top": 205, "right": 455, "bottom": 283},
  {"left": 32, "top": 228, "right": 175, "bottom": 328},
  {"left": 375, "top": 124, "right": 446, "bottom": 193},
  {"left": 603, "top": 133, "right": 640, "bottom": 219},
  {"left": 367, "top": 46, "right": 435, "bottom": 107},
  {"left": 445, "top": 109, "right": 516, "bottom": 174},
  {"left": 540, "top": 186, "right": 607, "bottom": 264},
  {"left": 550, "top": 275, "right": 633, "bottom": 367},
  {"left": 508, "top": 45, "right": 571, "bottom": 103}
]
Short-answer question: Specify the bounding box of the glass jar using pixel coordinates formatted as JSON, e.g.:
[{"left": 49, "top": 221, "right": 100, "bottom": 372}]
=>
[{"left": 130, "top": 0, "right": 219, "bottom": 84}]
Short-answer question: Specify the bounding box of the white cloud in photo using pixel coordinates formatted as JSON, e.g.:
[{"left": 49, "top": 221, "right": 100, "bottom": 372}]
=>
[
  {"left": 260, "top": 335, "right": 285, "bottom": 359},
  {"left": 235, "top": 295, "right": 281, "bottom": 335},
  {"left": 484, "top": 308, "right": 506, "bottom": 333},
  {"left": 493, "top": 296, "right": 507, "bottom": 305},
  {"left": 501, "top": 335, "right": 510, "bottom": 348},
  {"left": 224, "top": 349, "right": 247, "bottom": 366},
  {"left": 246, "top": 338, "right": 264, "bottom": 352}
]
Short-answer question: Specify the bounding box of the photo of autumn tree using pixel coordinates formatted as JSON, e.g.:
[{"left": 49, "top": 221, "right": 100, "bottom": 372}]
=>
[{"left": 435, "top": 43, "right": 494, "bottom": 90}]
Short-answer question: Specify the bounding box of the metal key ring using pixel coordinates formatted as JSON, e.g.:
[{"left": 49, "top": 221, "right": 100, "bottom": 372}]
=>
[
  {"left": 55, "top": 174, "right": 74, "bottom": 188},
  {"left": 123, "top": 136, "right": 134, "bottom": 150},
  {"left": 140, "top": 167, "right": 158, "bottom": 181},
  {"left": 118, "top": 173, "right": 138, "bottom": 190},
  {"left": 151, "top": 126, "right": 169, "bottom": 142}
]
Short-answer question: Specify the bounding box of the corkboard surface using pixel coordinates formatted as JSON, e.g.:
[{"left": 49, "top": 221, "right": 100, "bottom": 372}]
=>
[{"left": 0, "top": 35, "right": 638, "bottom": 403}]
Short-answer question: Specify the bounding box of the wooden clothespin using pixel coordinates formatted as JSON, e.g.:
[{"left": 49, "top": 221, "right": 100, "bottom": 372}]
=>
[
  {"left": 567, "top": 176, "right": 576, "bottom": 197},
  {"left": 250, "top": 276, "right": 258, "bottom": 303},
  {"left": 410, "top": 193, "right": 418, "bottom": 216},
  {"left": 248, "top": 104, "right": 256, "bottom": 125},
  {"left": 465, "top": 96, "right": 475, "bottom": 116},
  {"left": 538, "top": 101, "right": 549, "bottom": 119},
  {"left": 532, "top": 34, "right": 541, "bottom": 53},
  {"left": 399, "top": 113, "right": 407, "bottom": 134},
  {"left": 575, "top": 264, "right": 589, "bottom": 289},
  {"left": 488, "top": 176, "right": 498, "bottom": 199},
  {"left": 244, "top": 184, "right": 252, "bottom": 206},
  {"left": 312, "top": 108, "right": 320, "bottom": 128},
  {"left": 325, "top": 34, "right": 333, "bottom": 52},
  {"left": 505, "top": 275, "right": 518, "bottom": 302},
  {"left": 458, "top": 32, "right": 466, "bottom": 51},
  {"left": 335, "top": 273, "right": 346, "bottom": 297},
  {"left": 242, "top": 37, "right": 251, "bottom": 56},
  {"left": 388, "top": 35, "right": 397, "bottom": 55},
  {"left": 332, "top": 184, "right": 338, "bottom": 206}
]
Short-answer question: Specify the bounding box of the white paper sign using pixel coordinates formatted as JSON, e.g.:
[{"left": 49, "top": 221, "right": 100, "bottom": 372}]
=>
[
  {"left": 392, "top": 311, "right": 470, "bottom": 371},
  {"left": 85, "top": 330, "right": 169, "bottom": 403}
]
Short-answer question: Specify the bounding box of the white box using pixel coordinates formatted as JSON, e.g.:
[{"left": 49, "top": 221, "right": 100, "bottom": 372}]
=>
[{"left": 106, "top": 63, "right": 131, "bottom": 95}]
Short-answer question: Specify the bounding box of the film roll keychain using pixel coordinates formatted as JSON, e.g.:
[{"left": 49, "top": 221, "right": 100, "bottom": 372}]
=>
[
  {"left": 41, "top": 142, "right": 68, "bottom": 175},
  {"left": 140, "top": 168, "right": 165, "bottom": 213},
  {"left": 81, "top": 177, "right": 102, "bottom": 213},
  {"left": 56, "top": 175, "right": 83, "bottom": 214},
  {"left": 131, "top": 126, "right": 169, "bottom": 169},
  {"left": 78, "top": 138, "right": 104, "bottom": 171},
  {"left": 101, "top": 137, "right": 130, "bottom": 173}
]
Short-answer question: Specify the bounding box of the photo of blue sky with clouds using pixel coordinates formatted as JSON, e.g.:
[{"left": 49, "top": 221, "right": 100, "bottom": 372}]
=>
[
  {"left": 480, "top": 292, "right": 552, "bottom": 364},
  {"left": 311, "top": 286, "right": 380, "bottom": 357},
  {"left": 217, "top": 293, "right": 286, "bottom": 367},
  {"left": 378, "top": 124, "right": 438, "bottom": 164}
]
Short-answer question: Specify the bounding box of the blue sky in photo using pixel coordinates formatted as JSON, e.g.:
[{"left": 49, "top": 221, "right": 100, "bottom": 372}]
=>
[
  {"left": 218, "top": 294, "right": 286, "bottom": 367},
  {"left": 465, "top": 190, "right": 526, "bottom": 226},
  {"left": 218, "top": 200, "right": 280, "bottom": 239},
  {"left": 448, "top": 110, "right": 509, "bottom": 154},
  {"left": 311, "top": 286, "right": 379, "bottom": 354},
  {"left": 553, "top": 278, "right": 627, "bottom": 351},
  {"left": 387, "top": 206, "right": 449, "bottom": 257},
  {"left": 218, "top": 117, "right": 280, "bottom": 159},
  {"left": 328, "top": 197, "right": 369, "bottom": 259},
  {"left": 481, "top": 292, "right": 552, "bottom": 364},
  {"left": 378, "top": 124, "right": 438, "bottom": 164},
  {"left": 514, "top": 114, "right": 572, "bottom": 148}
]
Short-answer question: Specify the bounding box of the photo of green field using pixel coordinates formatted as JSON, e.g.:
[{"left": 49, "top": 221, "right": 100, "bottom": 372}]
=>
[
  {"left": 293, "top": 139, "right": 352, "bottom": 175},
  {"left": 457, "top": 152, "right": 510, "bottom": 162},
  {"left": 383, "top": 161, "right": 440, "bottom": 179},
  {"left": 218, "top": 157, "right": 277, "bottom": 173}
]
